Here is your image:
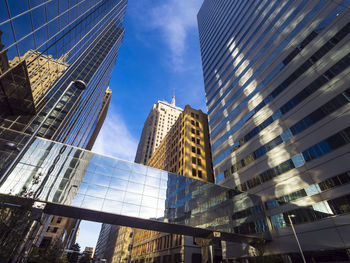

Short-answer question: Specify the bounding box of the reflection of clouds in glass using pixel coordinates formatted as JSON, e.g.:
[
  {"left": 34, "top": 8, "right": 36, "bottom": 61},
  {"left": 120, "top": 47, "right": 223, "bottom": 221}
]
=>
[
  {"left": 86, "top": 184, "right": 107, "bottom": 198},
  {"left": 109, "top": 177, "right": 128, "bottom": 191},
  {"left": 122, "top": 204, "right": 140, "bottom": 217},
  {"left": 95, "top": 164, "right": 115, "bottom": 176},
  {"left": 143, "top": 185, "right": 160, "bottom": 198},
  {"left": 124, "top": 193, "right": 143, "bottom": 205},
  {"left": 147, "top": 168, "right": 163, "bottom": 179},
  {"left": 82, "top": 196, "right": 104, "bottom": 210},
  {"left": 139, "top": 206, "right": 157, "bottom": 219},
  {"left": 157, "top": 198, "right": 166, "bottom": 211},
  {"left": 90, "top": 174, "right": 111, "bottom": 187},
  {"left": 106, "top": 188, "right": 125, "bottom": 201},
  {"left": 71, "top": 194, "right": 84, "bottom": 207},
  {"left": 116, "top": 159, "right": 133, "bottom": 171},
  {"left": 160, "top": 178, "right": 167, "bottom": 189},
  {"left": 102, "top": 200, "right": 123, "bottom": 214},
  {"left": 77, "top": 183, "right": 88, "bottom": 195},
  {"left": 158, "top": 188, "right": 167, "bottom": 199},
  {"left": 129, "top": 172, "right": 146, "bottom": 184},
  {"left": 145, "top": 176, "right": 161, "bottom": 187},
  {"left": 126, "top": 182, "right": 144, "bottom": 194},
  {"left": 82, "top": 172, "right": 94, "bottom": 183},
  {"left": 141, "top": 195, "right": 158, "bottom": 208}
]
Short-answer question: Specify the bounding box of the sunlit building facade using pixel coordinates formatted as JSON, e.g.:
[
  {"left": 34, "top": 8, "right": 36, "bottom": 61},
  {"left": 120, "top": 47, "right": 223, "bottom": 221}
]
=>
[
  {"left": 131, "top": 105, "right": 217, "bottom": 262},
  {"left": 134, "top": 97, "right": 183, "bottom": 165},
  {"left": 198, "top": 0, "right": 350, "bottom": 261},
  {"left": 110, "top": 97, "right": 183, "bottom": 262},
  {"left": 112, "top": 226, "right": 134, "bottom": 262},
  {"left": 148, "top": 105, "right": 214, "bottom": 183},
  {"left": 0, "top": 0, "right": 127, "bottom": 148},
  {"left": 0, "top": 0, "right": 127, "bottom": 260},
  {"left": 9, "top": 50, "right": 69, "bottom": 105}
]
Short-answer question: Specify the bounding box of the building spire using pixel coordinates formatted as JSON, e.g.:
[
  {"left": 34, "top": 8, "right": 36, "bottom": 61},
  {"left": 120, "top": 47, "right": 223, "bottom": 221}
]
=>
[{"left": 171, "top": 88, "right": 175, "bottom": 106}]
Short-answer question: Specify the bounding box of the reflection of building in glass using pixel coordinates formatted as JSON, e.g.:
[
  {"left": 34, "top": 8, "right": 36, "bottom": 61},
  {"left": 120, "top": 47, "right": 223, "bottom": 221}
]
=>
[
  {"left": 9, "top": 50, "right": 69, "bottom": 105},
  {"left": 116, "top": 97, "right": 182, "bottom": 262},
  {"left": 1, "top": 134, "right": 274, "bottom": 256},
  {"left": 0, "top": 30, "right": 10, "bottom": 74},
  {"left": 132, "top": 105, "right": 216, "bottom": 262},
  {"left": 86, "top": 87, "right": 112, "bottom": 151},
  {"left": 0, "top": 0, "right": 127, "bottom": 148},
  {"left": 131, "top": 229, "right": 185, "bottom": 263},
  {"left": 0, "top": 0, "right": 127, "bottom": 260},
  {"left": 198, "top": 0, "right": 350, "bottom": 261},
  {"left": 135, "top": 96, "right": 183, "bottom": 165}
]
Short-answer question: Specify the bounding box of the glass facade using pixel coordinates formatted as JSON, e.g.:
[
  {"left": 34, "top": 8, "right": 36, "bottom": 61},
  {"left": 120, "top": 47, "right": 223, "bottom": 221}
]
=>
[
  {"left": 0, "top": 129, "right": 264, "bottom": 238},
  {"left": 0, "top": 0, "right": 127, "bottom": 148},
  {"left": 198, "top": 0, "right": 350, "bottom": 257},
  {"left": 0, "top": 1, "right": 127, "bottom": 258}
]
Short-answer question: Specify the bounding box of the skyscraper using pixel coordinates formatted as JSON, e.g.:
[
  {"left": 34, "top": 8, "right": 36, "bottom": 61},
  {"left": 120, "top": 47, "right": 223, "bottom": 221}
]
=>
[
  {"left": 0, "top": 0, "right": 128, "bottom": 260},
  {"left": 110, "top": 97, "right": 182, "bottom": 262},
  {"left": 0, "top": 0, "right": 127, "bottom": 148},
  {"left": 148, "top": 105, "right": 213, "bottom": 182},
  {"left": 132, "top": 105, "right": 216, "bottom": 263},
  {"left": 86, "top": 87, "right": 112, "bottom": 151},
  {"left": 134, "top": 97, "right": 183, "bottom": 165},
  {"left": 198, "top": 0, "right": 350, "bottom": 261},
  {"left": 93, "top": 223, "right": 120, "bottom": 263}
]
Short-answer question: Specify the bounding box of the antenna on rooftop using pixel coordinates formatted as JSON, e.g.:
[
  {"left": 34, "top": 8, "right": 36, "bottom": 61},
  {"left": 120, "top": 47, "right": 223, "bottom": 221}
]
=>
[{"left": 171, "top": 88, "right": 175, "bottom": 106}]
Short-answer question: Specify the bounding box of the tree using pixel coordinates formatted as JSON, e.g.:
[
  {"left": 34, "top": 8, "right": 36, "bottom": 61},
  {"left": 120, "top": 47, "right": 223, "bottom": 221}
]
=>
[
  {"left": 0, "top": 198, "right": 42, "bottom": 262},
  {"left": 28, "top": 238, "right": 68, "bottom": 263},
  {"left": 78, "top": 253, "right": 91, "bottom": 263},
  {"left": 67, "top": 243, "right": 81, "bottom": 263}
]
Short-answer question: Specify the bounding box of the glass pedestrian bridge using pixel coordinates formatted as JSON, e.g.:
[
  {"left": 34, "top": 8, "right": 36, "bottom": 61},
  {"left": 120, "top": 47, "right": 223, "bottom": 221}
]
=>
[{"left": 0, "top": 128, "right": 265, "bottom": 243}]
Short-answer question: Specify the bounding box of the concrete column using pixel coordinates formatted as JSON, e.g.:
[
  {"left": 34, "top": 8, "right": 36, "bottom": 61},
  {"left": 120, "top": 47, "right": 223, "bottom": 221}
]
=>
[{"left": 194, "top": 237, "right": 213, "bottom": 263}]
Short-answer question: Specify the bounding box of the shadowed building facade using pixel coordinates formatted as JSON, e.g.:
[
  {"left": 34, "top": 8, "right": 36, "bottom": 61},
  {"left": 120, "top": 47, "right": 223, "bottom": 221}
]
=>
[
  {"left": 93, "top": 223, "right": 120, "bottom": 263},
  {"left": 198, "top": 0, "right": 350, "bottom": 261}
]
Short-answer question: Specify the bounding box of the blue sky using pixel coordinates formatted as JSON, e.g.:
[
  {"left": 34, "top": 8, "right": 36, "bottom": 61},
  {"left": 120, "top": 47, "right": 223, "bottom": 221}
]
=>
[{"left": 76, "top": 0, "right": 205, "bottom": 250}]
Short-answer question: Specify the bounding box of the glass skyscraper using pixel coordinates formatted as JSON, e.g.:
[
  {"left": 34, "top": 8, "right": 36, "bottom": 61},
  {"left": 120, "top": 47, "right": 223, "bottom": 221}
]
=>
[
  {"left": 0, "top": 0, "right": 127, "bottom": 148},
  {"left": 198, "top": 0, "right": 350, "bottom": 261},
  {"left": 0, "top": 0, "right": 127, "bottom": 260}
]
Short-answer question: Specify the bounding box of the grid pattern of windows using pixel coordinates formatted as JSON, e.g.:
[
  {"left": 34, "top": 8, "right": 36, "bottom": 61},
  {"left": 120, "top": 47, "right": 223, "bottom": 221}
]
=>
[
  {"left": 147, "top": 106, "right": 213, "bottom": 182},
  {"left": 0, "top": 130, "right": 265, "bottom": 238},
  {"left": 235, "top": 126, "right": 350, "bottom": 191},
  {"left": 198, "top": 0, "right": 350, "bottom": 189},
  {"left": 0, "top": 0, "right": 127, "bottom": 150}
]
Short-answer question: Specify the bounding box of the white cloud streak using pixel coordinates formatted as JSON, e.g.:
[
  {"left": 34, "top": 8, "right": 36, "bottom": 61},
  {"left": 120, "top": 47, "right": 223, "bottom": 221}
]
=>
[
  {"left": 149, "top": 0, "right": 203, "bottom": 69},
  {"left": 92, "top": 106, "right": 138, "bottom": 162}
]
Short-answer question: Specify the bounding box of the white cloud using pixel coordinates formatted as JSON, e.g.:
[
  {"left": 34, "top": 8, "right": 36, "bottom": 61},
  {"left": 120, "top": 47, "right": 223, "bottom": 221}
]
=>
[
  {"left": 149, "top": 0, "right": 203, "bottom": 69},
  {"left": 92, "top": 106, "right": 138, "bottom": 162}
]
